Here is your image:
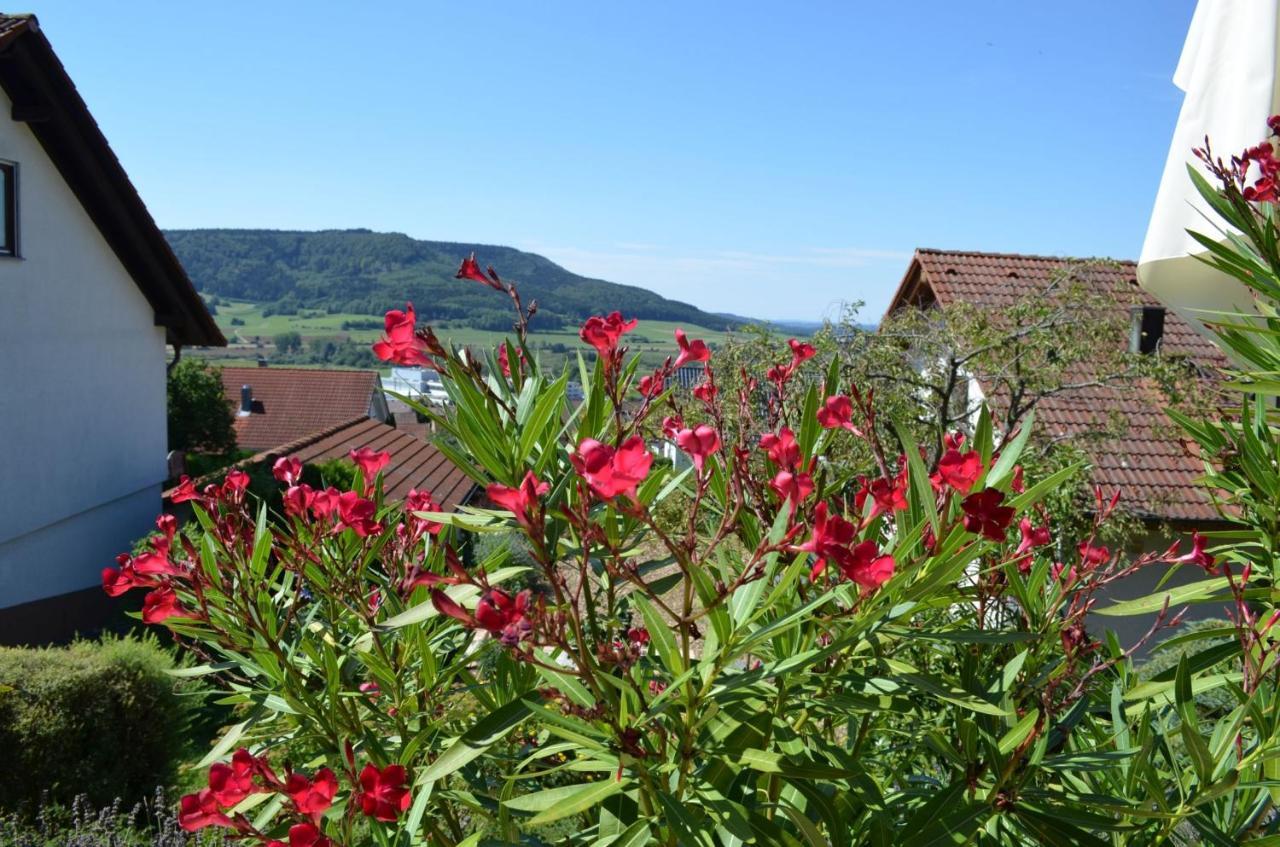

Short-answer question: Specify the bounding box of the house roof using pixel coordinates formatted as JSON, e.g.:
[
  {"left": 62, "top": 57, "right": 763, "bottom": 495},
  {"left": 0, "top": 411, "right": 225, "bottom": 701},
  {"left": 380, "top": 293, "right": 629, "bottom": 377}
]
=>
[
  {"left": 166, "top": 416, "right": 479, "bottom": 511},
  {"left": 248, "top": 416, "right": 478, "bottom": 509},
  {"left": 0, "top": 14, "right": 223, "bottom": 346},
  {"left": 886, "top": 248, "right": 1228, "bottom": 524},
  {"left": 220, "top": 367, "right": 383, "bottom": 451}
]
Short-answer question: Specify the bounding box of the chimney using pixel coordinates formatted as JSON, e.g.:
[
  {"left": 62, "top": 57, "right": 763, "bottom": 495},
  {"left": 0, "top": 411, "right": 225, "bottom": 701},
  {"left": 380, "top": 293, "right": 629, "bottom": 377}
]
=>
[
  {"left": 238, "top": 384, "right": 253, "bottom": 416},
  {"left": 257, "top": 356, "right": 269, "bottom": 368},
  {"left": 1129, "top": 306, "right": 1165, "bottom": 355}
]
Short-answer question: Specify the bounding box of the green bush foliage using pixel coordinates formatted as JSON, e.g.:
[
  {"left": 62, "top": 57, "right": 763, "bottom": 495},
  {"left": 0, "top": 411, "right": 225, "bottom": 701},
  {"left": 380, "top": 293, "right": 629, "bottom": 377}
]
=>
[{"left": 0, "top": 635, "right": 188, "bottom": 814}]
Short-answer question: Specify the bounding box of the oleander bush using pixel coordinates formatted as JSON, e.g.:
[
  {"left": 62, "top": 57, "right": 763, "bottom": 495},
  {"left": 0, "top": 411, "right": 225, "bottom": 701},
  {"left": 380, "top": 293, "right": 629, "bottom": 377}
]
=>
[
  {"left": 0, "top": 635, "right": 189, "bottom": 815},
  {"left": 95, "top": 128, "right": 1280, "bottom": 845}
]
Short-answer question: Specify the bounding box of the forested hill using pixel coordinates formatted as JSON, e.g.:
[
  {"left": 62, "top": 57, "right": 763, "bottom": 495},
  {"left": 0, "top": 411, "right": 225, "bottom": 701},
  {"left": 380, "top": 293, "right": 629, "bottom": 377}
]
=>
[{"left": 164, "top": 229, "right": 742, "bottom": 331}]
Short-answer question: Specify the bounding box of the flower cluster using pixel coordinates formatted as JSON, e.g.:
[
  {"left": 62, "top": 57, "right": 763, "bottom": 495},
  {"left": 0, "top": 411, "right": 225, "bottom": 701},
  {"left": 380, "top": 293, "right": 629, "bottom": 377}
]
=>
[{"left": 179, "top": 748, "right": 410, "bottom": 845}]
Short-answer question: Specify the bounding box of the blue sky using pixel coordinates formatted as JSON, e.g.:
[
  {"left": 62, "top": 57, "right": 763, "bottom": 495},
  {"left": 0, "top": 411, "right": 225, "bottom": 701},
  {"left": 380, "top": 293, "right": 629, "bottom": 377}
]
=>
[{"left": 27, "top": 2, "right": 1197, "bottom": 321}]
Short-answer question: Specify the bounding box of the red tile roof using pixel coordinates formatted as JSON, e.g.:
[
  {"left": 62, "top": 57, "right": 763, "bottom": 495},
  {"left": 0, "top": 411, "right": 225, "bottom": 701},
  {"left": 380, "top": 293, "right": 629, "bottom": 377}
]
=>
[
  {"left": 887, "top": 249, "right": 1228, "bottom": 524},
  {"left": 220, "top": 367, "right": 383, "bottom": 451},
  {"left": 249, "top": 417, "right": 478, "bottom": 509}
]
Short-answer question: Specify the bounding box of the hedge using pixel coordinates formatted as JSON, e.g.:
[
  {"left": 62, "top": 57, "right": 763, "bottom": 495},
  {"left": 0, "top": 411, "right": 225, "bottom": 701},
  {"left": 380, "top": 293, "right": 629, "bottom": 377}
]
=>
[{"left": 0, "top": 635, "right": 188, "bottom": 813}]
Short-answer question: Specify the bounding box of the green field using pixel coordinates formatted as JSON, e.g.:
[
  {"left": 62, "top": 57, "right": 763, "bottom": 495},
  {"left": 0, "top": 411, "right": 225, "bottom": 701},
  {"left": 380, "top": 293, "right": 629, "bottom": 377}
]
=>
[{"left": 205, "top": 299, "right": 746, "bottom": 372}]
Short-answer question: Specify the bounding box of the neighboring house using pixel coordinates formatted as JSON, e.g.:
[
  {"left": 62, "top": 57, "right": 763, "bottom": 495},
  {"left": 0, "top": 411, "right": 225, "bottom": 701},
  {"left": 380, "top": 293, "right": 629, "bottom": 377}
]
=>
[
  {"left": 384, "top": 366, "right": 450, "bottom": 405},
  {"left": 887, "top": 248, "right": 1230, "bottom": 644},
  {"left": 0, "top": 15, "right": 224, "bottom": 643},
  {"left": 220, "top": 366, "right": 390, "bottom": 452},
  {"left": 167, "top": 416, "right": 478, "bottom": 511}
]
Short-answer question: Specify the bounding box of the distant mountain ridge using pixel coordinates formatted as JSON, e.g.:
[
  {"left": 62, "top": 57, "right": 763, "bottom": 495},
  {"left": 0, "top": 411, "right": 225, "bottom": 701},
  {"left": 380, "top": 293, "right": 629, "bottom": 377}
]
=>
[{"left": 164, "top": 228, "right": 747, "bottom": 332}]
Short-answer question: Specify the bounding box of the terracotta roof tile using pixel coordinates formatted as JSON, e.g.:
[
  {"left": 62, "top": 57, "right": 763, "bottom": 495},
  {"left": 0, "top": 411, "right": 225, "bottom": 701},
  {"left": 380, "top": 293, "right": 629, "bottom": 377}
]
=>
[
  {"left": 220, "top": 367, "right": 382, "bottom": 451},
  {"left": 890, "top": 249, "right": 1227, "bottom": 524}
]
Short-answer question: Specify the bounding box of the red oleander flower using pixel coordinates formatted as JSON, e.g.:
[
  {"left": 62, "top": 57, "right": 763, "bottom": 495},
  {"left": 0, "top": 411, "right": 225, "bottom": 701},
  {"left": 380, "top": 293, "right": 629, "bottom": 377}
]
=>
[
  {"left": 676, "top": 424, "right": 721, "bottom": 472},
  {"left": 372, "top": 303, "right": 434, "bottom": 366},
  {"left": 208, "top": 749, "right": 259, "bottom": 807},
  {"left": 310, "top": 486, "right": 342, "bottom": 520},
  {"left": 102, "top": 559, "right": 143, "bottom": 597},
  {"left": 1015, "top": 517, "right": 1051, "bottom": 558},
  {"left": 816, "top": 395, "right": 860, "bottom": 433},
  {"left": 157, "top": 513, "right": 177, "bottom": 539},
  {"left": 800, "top": 502, "right": 857, "bottom": 579},
  {"left": 355, "top": 763, "right": 411, "bottom": 822},
  {"left": 579, "top": 311, "right": 639, "bottom": 357},
  {"left": 1176, "top": 531, "right": 1217, "bottom": 572},
  {"left": 272, "top": 457, "right": 302, "bottom": 485},
  {"left": 771, "top": 469, "right": 814, "bottom": 514},
  {"left": 935, "top": 448, "right": 982, "bottom": 494},
  {"left": 637, "top": 369, "right": 665, "bottom": 398},
  {"left": 285, "top": 768, "right": 338, "bottom": 818},
  {"left": 475, "top": 588, "right": 535, "bottom": 646},
  {"left": 661, "top": 415, "right": 683, "bottom": 439},
  {"left": 142, "top": 586, "right": 187, "bottom": 624},
  {"left": 497, "top": 343, "right": 526, "bottom": 377},
  {"left": 673, "top": 328, "right": 711, "bottom": 368},
  {"left": 766, "top": 362, "right": 792, "bottom": 386},
  {"left": 855, "top": 471, "right": 908, "bottom": 518},
  {"left": 223, "top": 470, "right": 250, "bottom": 496},
  {"left": 171, "top": 475, "right": 200, "bottom": 503},
  {"left": 456, "top": 253, "right": 498, "bottom": 288},
  {"left": 1010, "top": 465, "right": 1025, "bottom": 493},
  {"left": 788, "top": 338, "right": 816, "bottom": 366},
  {"left": 133, "top": 542, "right": 183, "bottom": 577},
  {"left": 960, "top": 488, "right": 1014, "bottom": 541},
  {"left": 760, "top": 427, "right": 802, "bottom": 470},
  {"left": 337, "top": 492, "right": 381, "bottom": 537},
  {"left": 693, "top": 380, "right": 718, "bottom": 404},
  {"left": 405, "top": 489, "right": 444, "bottom": 536},
  {"left": 839, "top": 540, "right": 895, "bottom": 590},
  {"left": 487, "top": 471, "right": 550, "bottom": 530},
  {"left": 284, "top": 484, "right": 315, "bottom": 518},
  {"left": 285, "top": 822, "right": 332, "bottom": 847},
  {"left": 349, "top": 447, "right": 391, "bottom": 480},
  {"left": 178, "top": 789, "right": 232, "bottom": 831},
  {"left": 628, "top": 627, "right": 650, "bottom": 646},
  {"left": 570, "top": 437, "right": 653, "bottom": 500},
  {"left": 1078, "top": 541, "right": 1111, "bottom": 567}
]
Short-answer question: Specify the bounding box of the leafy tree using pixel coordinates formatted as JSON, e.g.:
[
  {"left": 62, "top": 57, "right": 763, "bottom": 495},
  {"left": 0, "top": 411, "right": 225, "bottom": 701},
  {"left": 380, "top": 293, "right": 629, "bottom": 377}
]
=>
[
  {"left": 272, "top": 330, "right": 302, "bottom": 355},
  {"left": 166, "top": 358, "right": 235, "bottom": 455}
]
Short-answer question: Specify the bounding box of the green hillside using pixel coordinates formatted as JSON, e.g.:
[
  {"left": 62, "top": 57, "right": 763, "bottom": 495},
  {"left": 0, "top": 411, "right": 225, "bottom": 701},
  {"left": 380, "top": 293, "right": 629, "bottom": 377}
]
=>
[{"left": 164, "top": 228, "right": 743, "bottom": 332}]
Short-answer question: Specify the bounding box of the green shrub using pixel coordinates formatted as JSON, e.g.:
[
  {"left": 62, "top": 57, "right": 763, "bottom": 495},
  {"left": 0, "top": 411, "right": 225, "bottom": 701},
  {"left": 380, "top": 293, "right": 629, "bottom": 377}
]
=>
[{"left": 0, "top": 635, "right": 188, "bottom": 814}]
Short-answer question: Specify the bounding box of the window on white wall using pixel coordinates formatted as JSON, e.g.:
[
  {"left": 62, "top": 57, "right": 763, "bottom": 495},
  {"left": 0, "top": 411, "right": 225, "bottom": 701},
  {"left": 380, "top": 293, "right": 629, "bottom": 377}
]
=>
[{"left": 0, "top": 161, "right": 15, "bottom": 256}]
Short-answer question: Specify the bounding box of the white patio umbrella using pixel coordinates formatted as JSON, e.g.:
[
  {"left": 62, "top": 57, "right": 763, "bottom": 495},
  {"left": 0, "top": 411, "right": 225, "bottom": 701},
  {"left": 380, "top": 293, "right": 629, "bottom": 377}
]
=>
[{"left": 1137, "top": 0, "right": 1280, "bottom": 321}]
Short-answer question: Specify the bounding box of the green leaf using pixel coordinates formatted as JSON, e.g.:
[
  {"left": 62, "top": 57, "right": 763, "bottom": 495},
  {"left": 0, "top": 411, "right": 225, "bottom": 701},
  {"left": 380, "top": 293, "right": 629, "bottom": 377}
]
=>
[
  {"left": 421, "top": 695, "right": 535, "bottom": 785},
  {"left": 998, "top": 708, "right": 1038, "bottom": 756},
  {"left": 1096, "top": 578, "right": 1233, "bottom": 617},
  {"left": 986, "top": 409, "right": 1034, "bottom": 488},
  {"left": 505, "top": 779, "right": 628, "bottom": 825},
  {"left": 633, "top": 594, "right": 683, "bottom": 675}
]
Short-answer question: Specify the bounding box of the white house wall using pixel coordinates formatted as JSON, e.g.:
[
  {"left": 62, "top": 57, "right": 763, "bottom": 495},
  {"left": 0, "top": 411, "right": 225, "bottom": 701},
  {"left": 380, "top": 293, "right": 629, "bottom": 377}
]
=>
[{"left": 0, "top": 86, "right": 167, "bottom": 608}]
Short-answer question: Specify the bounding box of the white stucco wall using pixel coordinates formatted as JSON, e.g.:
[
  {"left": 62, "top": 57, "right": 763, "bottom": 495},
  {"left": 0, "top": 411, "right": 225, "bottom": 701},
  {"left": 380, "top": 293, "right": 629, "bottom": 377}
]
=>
[{"left": 0, "top": 87, "right": 167, "bottom": 608}]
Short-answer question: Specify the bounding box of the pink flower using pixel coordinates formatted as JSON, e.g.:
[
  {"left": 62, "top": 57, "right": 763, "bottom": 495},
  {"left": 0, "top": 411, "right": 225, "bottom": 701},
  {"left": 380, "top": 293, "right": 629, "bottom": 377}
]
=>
[
  {"left": 770, "top": 469, "right": 814, "bottom": 514},
  {"left": 960, "top": 488, "right": 1014, "bottom": 541},
  {"left": 349, "top": 447, "right": 391, "bottom": 480},
  {"left": 816, "top": 395, "right": 859, "bottom": 433},
  {"left": 1015, "top": 517, "right": 1051, "bottom": 558},
  {"left": 676, "top": 424, "right": 721, "bottom": 472},
  {"left": 475, "top": 588, "right": 535, "bottom": 645},
  {"left": 1078, "top": 541, "right": 1111, "bottom": 567},
  {"left": 171, "top": 475, "right": 200, "bottom": 503},
  {"left": 310, "top": 486, "right": 342, "bottom": 520},
  {"left": 637, "top": 369, "right": 665, "bottom": 398},
  {"left": 840, "top": 541, "right": 895, "bottom": 590},
  {"left": 456, "top": 253, "right": 499, "bottom": 289},
  {"left": 692, "top": 381, "right": 718, "bottom": 404},
  {"left": 1010, "top": 466, "right": 1025, "bottom": 493},
  {"left": 208, "top": 749, "right": 259, "bottom": 807},
  {"left": 355, "top": 763, "right": 411, "bottom": 822},
  {"left": 1176, "top": 531, "right": 1217, "bottom": 572},
  {"left": 223, "top": 469, "right": 250, "bottom": 495},
  {"left": 283, "top": 484, "right": 315, "bottom": 518},
  {"left": 673, "top": 329, "right": 711, "bottom": 368},
  {"left": 272, "top": 457, "right": 302, "bottom": 485},
  {"left": 285, "top": 767, "right": 338, "bottom": 818},
  {"left": 935, "top": 449, "right": 982, "bottom": 494},
  {"left": 372, "top": 303, "right": 433, "bottom": 366},
  {"left": 337, "top": 492, "right": 381, "bottom": 537},
  {"left": 661, "top": 415, "right": 683, "bottom": 439},
  {"left": 498, "top": 344, "right": 526, "bottom": 377},
  {"left": 570, "top": 437, "right": 653, "bottom": 500},
  {"left": 487, "top": 471, "right": 550, "bottom": 530},
  {"left": 142, "top": 586, "right": 188, "bottom": 625},
  {"left": 178, "top": 789, "right": 232, "bottom": 831},
  {"left": 579, "top": 312, "right": 639, "bottom": 357},
  {"left": 405, "top": 489, "right": 444, "bottom": 536},
  {"left": 760, "top": 427, "right": 801, "bottom": 470},
  {"left": 788, "top": 338, "right": 816, "bottom": 366}
]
